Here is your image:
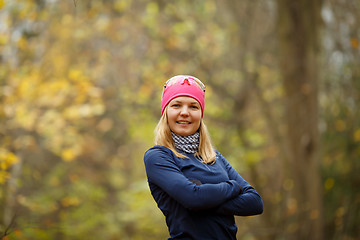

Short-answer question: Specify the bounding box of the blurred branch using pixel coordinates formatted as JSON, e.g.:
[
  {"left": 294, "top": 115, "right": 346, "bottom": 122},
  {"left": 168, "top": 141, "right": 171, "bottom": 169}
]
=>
[{"left": 0, "top": 213, "right": 16, "bottom": 239}]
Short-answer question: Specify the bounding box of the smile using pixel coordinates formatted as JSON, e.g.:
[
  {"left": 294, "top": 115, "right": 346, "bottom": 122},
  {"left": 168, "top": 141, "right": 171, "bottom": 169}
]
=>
[{"left": 177, "top": 121, "right": 191, "bottom": 124}]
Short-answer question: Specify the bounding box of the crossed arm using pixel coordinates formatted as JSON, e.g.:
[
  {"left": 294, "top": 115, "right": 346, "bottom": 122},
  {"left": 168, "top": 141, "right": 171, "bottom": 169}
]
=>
[
  {"left": 144, "top": 146, "right": 263, "bottom": 215},
  {"left": 144, "top": 147, "right": 241, "bottom": 210},
  {"left": 214, "top": 151, "right": 263, "bottom": 216}
]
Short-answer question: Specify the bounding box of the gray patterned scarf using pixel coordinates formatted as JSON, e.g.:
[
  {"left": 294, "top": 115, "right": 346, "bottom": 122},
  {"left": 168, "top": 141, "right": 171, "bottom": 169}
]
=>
[{"left": 171, "top": 131, "right": 200, "bottom": 154}]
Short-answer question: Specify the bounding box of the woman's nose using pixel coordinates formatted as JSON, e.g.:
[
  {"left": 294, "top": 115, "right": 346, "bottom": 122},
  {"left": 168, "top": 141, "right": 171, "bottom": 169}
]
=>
[{"left": 180, "top": 106, "right": 190, "bottom": 116}]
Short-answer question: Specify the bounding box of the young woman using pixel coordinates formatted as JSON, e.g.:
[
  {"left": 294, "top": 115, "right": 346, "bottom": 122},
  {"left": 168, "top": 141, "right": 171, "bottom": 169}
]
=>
[{"left": 144, "top": 75, "right": 263, "bottom": 240}]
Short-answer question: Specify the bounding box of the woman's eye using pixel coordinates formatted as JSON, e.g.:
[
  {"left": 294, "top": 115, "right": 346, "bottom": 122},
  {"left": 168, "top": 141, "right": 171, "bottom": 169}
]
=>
[
  {"left": 191, "top": 105, "right": 199, "bottom": 109},
  {"left": 171, "top": 104, "right": 180, "bottom": 107}
]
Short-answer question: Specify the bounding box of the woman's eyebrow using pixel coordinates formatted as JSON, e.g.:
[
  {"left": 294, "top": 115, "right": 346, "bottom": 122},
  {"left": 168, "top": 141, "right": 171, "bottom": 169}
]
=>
[{"left": 190, "top": 102, "right": 200, "bottom": 105}]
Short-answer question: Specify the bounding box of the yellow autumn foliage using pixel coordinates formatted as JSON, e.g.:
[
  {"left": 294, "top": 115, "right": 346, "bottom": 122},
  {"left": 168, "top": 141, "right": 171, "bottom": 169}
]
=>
[
  {"left": 61, "top": 196, "right": 81, "bottom": 207},
  {"left": 0, "top": 0, "right": 5, "bottom": 10},
  {"left": 0, "top": 148, "right": 19, "bottom": 184}
]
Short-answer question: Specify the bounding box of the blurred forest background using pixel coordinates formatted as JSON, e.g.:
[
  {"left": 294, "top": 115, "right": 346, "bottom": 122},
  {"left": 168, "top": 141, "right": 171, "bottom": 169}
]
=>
[{"left": 0, "top": 0, "right": 359, "bottom": 239}]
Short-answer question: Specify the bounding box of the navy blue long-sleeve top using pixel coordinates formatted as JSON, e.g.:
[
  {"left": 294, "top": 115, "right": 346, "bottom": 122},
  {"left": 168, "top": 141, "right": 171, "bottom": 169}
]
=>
[{"left": 144, "top": 145, "right": 263, "bottom": 240}]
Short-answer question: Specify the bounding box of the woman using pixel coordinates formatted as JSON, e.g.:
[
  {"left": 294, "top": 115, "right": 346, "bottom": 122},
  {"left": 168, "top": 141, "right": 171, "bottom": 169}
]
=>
[{"left": 144, "top": 75, "right": 263, "bottom": 240}]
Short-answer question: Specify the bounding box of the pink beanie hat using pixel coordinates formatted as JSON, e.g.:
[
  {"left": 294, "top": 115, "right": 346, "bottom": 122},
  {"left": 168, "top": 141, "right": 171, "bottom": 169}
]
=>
[{"left": 161, "top": 75, "right": 205, "bottom": 116}]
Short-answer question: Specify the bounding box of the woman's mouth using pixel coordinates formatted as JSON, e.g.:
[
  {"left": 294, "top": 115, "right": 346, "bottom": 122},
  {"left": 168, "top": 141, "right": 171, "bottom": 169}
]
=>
[{"left": 177, "top": 121, "right": 191, "bottom": 124}]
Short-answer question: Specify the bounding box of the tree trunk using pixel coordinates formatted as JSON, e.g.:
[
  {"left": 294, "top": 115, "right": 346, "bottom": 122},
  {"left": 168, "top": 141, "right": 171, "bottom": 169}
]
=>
[{"left": 276, "top": 0, "right": 323, "bottom": 239}]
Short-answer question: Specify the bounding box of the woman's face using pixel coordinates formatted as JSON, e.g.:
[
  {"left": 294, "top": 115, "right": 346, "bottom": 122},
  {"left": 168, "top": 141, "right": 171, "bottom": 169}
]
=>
[{"left": 166, "top": 96, "right": 202, "bottom": 136}]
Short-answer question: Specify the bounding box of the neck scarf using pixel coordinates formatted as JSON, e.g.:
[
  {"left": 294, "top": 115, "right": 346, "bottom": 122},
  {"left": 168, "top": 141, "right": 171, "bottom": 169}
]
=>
[{"left": 171, "top": 131, "right": 200, "bottom": 154}]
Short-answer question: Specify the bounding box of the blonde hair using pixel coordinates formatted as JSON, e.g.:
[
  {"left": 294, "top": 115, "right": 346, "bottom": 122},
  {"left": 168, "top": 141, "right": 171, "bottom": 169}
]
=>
[{"left": 154, "top": 107, "right": 216, "bottom": 164}]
